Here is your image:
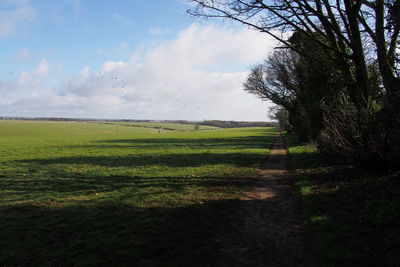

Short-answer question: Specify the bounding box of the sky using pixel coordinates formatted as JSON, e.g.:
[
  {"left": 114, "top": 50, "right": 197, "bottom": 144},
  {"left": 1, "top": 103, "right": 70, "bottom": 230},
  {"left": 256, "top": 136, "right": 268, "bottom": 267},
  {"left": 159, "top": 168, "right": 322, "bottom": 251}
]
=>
[{"left": 0, "top": 0, "right": 276, "bottom": 121}]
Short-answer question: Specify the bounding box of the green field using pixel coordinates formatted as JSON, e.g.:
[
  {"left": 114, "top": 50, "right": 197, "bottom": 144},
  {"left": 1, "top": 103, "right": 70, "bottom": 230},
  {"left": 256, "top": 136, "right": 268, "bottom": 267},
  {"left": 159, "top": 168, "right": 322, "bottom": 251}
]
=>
[
  {"left": 0, "top": 120, "right": 276, "bottom": 266},
  {"left": 99, "top": 121, "right": 217, "bottom": 131}
]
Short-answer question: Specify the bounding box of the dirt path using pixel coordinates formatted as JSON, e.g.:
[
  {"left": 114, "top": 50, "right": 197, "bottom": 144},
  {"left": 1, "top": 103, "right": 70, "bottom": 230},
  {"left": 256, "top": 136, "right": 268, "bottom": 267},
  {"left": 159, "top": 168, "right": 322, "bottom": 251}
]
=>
[{"left": 220, "top": 133, "right": 315, "bottom": 266}]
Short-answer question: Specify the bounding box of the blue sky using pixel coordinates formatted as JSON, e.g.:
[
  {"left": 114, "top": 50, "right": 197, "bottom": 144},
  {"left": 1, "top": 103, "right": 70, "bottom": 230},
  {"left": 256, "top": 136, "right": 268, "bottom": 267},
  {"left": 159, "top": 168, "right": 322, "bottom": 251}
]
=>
[{"left": 0, "top": 0, "right": 275, "bottom": 120}]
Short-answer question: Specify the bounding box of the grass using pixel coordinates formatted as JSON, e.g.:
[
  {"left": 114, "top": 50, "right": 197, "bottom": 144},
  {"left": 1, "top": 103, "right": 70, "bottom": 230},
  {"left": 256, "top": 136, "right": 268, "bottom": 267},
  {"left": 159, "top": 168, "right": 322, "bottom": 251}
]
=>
[
  {"left": 284, "top": 133, "right": 400, "bottom": 266},
  {"left": 0, "top": 120, "right": 276, "bottom": 266},
  {"left": 98, "top": 121, "right": 217, "bottom": 131}
]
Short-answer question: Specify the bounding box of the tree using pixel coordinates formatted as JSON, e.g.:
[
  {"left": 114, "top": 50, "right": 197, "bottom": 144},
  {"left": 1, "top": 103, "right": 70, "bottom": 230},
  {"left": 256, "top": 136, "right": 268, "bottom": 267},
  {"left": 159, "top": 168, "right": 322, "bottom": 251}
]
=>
[
  {"left": 245, "top": 30, "right": 387, "bottom": 165},
  {"left": 189, "top": 0, "right": 400, "bottom": 168},
  {"left": 245, "top": 31, "right": 346, "bottom": 141},
  {"left": 189, "top": 0, "right": 399, "bottom": 114},
  {"left": 269, "top": 106, "right": 290, "bottom": 130}
]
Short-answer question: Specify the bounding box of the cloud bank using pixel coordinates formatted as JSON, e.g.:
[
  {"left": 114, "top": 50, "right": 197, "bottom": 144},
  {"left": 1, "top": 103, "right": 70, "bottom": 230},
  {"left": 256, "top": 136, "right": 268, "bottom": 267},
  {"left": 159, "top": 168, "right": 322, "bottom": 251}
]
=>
[{"left": 1, "top": 24, "right": 276, "bottom": 120}]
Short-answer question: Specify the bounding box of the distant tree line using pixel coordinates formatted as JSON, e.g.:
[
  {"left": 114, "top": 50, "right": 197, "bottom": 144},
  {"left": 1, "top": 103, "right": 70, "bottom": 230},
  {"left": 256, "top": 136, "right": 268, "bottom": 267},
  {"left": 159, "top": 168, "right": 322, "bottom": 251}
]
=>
[{"left": 190, "top": 0, "right": 400, "bottom": 169}]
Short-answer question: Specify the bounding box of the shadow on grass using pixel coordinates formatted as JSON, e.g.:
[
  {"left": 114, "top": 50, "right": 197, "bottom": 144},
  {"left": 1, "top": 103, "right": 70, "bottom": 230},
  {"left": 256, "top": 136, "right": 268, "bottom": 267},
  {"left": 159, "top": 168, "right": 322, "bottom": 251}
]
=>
[
  {"left": 0, "top": 199, "right": 242, "bottom": 266},
  {"left": 1, "top": 132, "right": 279, "bottom": 265},
  {"left": 285, "top": 133, "right": 400, "bottom": 266},
  {"left": 0, "top": 175, "right": 254, "bottom": 196},
  {"left": 17, "top": 134, "right": 275, "bottom": 169},
  {"left": 0, "top": 192, "right": 297, "bottom": 266},
  {"left": 76, "top": 135, "right": 276, "bottom": 150},
  {"left": 19, "top": 152, "right": 265, "bottom": 168},
  {"left": 7, "top": 135, "right": 274, "bottom": 196}
]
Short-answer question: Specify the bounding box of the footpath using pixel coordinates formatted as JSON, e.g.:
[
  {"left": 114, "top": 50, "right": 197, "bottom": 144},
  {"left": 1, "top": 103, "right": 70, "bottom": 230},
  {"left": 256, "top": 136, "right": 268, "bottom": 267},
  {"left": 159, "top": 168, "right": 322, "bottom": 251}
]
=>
[{"left": 220, "top": 133, "right": 315, "bottom": 266}]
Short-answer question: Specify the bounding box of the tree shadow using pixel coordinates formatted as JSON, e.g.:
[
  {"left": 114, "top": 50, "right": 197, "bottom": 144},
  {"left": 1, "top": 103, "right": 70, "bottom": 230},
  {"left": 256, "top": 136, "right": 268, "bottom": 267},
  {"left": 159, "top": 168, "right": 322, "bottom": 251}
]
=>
[
  {"left": 9, "top": 135, "right": 275, "bottom": 198},
  {"left": 0, "top": 189, "right": 307, "bottom": 266},
  {"left": 1, "top": 131, "right": 281, "bottom": 265},
  {"left": 287, "top": 141, "right": 400, "bottom": 266},
  {"left": 0, "top": 199, "right": 242, "bottom": 266},
  {"left": 74, "top": 135, "right": 276, "bottom": 150},
  {"left": 0, "top": 174, "right": 254, "bottom": 196},
  {"left": 18, "top": 152, "right": 265, "bottom": 168}
]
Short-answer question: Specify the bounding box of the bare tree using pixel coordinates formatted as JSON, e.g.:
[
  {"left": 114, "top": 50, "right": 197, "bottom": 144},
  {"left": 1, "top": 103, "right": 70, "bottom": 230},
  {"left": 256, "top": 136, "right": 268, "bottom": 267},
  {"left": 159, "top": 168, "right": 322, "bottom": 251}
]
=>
[
  {"left": 188, "top": 0, "right": 400, "bottom": 112},
  {"left": 244, "top": 49, "right": 299, "bottom": 108}
]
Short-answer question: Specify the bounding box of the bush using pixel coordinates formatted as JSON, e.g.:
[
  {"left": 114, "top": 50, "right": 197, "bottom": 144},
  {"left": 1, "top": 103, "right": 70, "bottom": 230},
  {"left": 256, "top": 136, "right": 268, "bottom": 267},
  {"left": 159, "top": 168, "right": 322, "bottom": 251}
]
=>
[{"left": 319, "top": 101, "right": 400, "bottom": 170}]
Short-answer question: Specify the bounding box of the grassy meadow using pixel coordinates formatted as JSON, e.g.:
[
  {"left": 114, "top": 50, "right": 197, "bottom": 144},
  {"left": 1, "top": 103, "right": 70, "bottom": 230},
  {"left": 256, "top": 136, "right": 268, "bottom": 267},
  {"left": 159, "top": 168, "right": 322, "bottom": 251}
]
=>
[
  {"left": 0, "top": 120, "right": 276, "bottom": 266},
  {"left": 100, "top": 121, "right": 217, "bottom": 131}
]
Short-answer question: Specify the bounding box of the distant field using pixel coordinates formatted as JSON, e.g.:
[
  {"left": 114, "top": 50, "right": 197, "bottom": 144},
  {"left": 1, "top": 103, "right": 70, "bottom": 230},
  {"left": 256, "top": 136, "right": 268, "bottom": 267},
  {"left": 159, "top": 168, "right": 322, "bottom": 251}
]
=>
[
  {"left": 0, "top": 120, "right": 276, "bottom": 266},
  {"left": 98, "top": 121, "right": 218, "bottom": 131}
]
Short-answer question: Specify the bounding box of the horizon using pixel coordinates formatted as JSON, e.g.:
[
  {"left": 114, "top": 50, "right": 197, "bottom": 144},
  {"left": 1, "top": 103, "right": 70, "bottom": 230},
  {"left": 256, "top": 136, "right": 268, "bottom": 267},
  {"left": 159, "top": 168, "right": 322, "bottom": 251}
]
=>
[{"left": 0, "top": 115, "right": 275, "bottom": 123}]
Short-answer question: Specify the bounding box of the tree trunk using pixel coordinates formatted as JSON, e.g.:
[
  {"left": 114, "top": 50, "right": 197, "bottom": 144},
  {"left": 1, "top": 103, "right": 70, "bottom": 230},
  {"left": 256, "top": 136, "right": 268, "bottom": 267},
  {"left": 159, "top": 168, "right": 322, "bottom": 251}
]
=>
[
  {"left": 343, "top": 0, "right": 370, "bottom": 110},
  {"left": 375, "top": 0, "right": 400, "bottom": 111}
]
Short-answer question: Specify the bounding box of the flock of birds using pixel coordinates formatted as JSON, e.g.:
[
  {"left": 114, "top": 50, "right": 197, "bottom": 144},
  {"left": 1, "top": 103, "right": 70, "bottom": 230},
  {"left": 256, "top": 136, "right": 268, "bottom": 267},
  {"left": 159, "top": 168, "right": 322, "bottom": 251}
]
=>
[
  {"left": 64, "top": 72, "right": 155, "bottom": 100},
  {"left": 2, "top": 70, "right": 178, "bottom": 104},
  {"left": 66, "top": 72, "right": 127, "bottom": 89}
]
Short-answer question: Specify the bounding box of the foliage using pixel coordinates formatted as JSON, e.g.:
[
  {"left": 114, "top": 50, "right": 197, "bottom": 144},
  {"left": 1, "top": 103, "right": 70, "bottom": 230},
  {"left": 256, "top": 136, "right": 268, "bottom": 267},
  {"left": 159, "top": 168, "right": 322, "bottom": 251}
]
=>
[
  {"left": 268, "top": 106, "right": 290, "bottom": 131},
  {"left": 244, "top": 29, "right": 396, "bottom": 168},
  {"left": 199, "top": 120, "right": 276, "bottom": 128},
  {"left": 245, "top": 31, "right": 345, "bottom": 141}
]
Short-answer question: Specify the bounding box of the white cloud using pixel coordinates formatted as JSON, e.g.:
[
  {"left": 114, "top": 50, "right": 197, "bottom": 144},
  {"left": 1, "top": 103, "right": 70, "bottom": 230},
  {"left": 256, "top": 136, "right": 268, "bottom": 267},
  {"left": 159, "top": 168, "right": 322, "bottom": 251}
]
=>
[
  {"left": 34, "top": 59, "right": 52, "bottom": 77},
  {"left": 101, "top": 60, "right": 125, "bottom": 72},
  {"left": 1, "top": 24, "right": 275, "bottom": 120},
  {"left": 146, "top": 24, "right": 275, "bottom": 71},
  {"left": 81, "top": 66, "right": 90, "bottom": 78},
  {"left": 0, "top": 0, "right": 35, "bottom": 37}
]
